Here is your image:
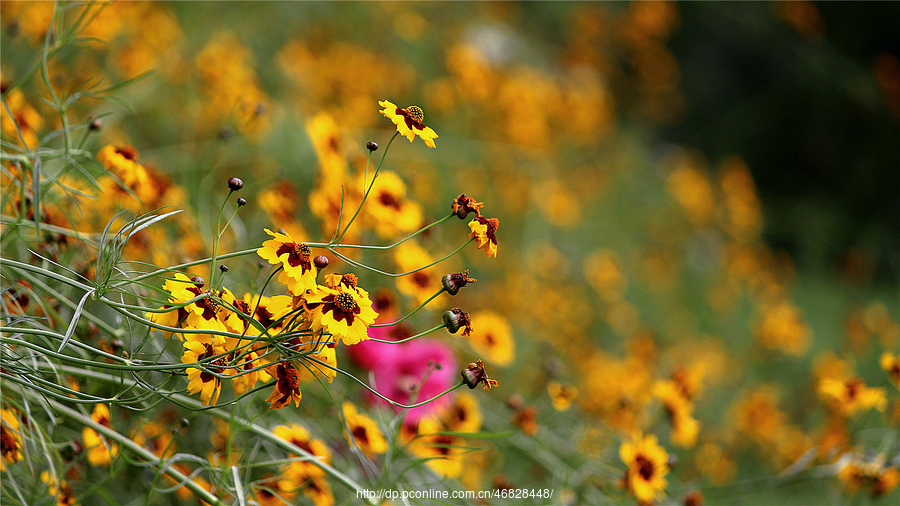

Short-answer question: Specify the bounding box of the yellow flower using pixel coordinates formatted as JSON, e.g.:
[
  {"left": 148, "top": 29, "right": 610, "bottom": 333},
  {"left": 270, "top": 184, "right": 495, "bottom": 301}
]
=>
[
  {"left": 265, "top": 362, "right": 303, "bottom": 410},
  {"left": 441, "top": 392, "right": 482, "bottom": 434},
  {"left": 303, "top": 282, "right": 378, "bottom": 346},
  {"left": 1, "top": 408, "right": 23, "bottom": 472},
  {"left": 466, "top": 311, "right": 515, "bottom": 367},
  {"left": 273, "top": 424, "right": 332, "bottom": 466},
  {"left": 547, "top": 381, "right": 578, "bottom": 412},
  {"left": 838, "top": 453, "right": 900, "bottom": 497},
  {"left": 620, "top": 432, "right": 669, "bottom": 504},
  {"left": 182, "top": 338, "right": 229, "bottom": 406},
  {"left": 468, "top": 216, "right": 500, "bottom": 258},
  {"left": 0, "top": 88, "right": 44, "bottom": 149},
  {"left": 881, "top": 351, "right": 900, "bottom": 390},
  {"left": 257, "top": 229, "right": 318, "bottom": 295},
  {"left": 379, "top": 100, "right": 438, "bottom": 148},
  {"left": 394, "top": 241, "right": 439, "bottom": 306},
  {"left": 818, "top": 377, "right": 887, "bottom": 416},
  {"left": 82, "top": 404, "right": 119, "bottom": 467},
  {"left": 405, "top": 416, "right": 464, "bottom": 478},
  {"left": 653, "top": 380, "right": 700, "bottom": 448},
  {"left": 342, "top": 402, "right": 387, "bottom": 456},
  {"left": 362, "top": 170, "right": 423, "bottom": 238},
  {"left": 40, "top": 470, "right": 78, "bottom": 506}
]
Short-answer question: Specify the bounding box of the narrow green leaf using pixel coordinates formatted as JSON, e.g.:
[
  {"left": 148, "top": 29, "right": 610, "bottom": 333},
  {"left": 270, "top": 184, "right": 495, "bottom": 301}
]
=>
[{"left": 58, "top": 289, "right": 94, "bottom": 353}]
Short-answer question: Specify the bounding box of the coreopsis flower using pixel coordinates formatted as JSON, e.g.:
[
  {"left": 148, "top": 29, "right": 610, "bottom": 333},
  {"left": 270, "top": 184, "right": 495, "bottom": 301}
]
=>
[
  {"left": 405, "top": 416, "right": 464, "bottom": 478},
  {"left": 1, "top": 408, "right": 23, "bottom": 471},
  {"left": 82, "top": 404, "right": 119, "bottom": 466},
  {"left": 511, "top": 405, "right": 539, "bottom": 436},
  {"left": 361, "top": 170, "right": 423, "bottom": 239},
  {"left": 252, "top": 474, "right": 298, "bottom": 506},
  {"left": 283, "top": 463, "right": 335, "bottom": 506},
  {"left": 620, "top": 432, "right": 669, "bottom": 504},
  {"left": 342, "top": 402, "right": 387, "bottom": 456},
  {"left": 97, "top": 145, "right": 149, "bottom": 189},
  {"left": 265, "top": 361, "right": 303, "bottom": 409},
  {"left": 0, "top": 88, "right": 44, "bottom": 149},
  {"left": 303, "top": 282, "right": 378, "bottom": 346},
  {"left": 442, "top": 392, "right": 483, "bottom": 434},
  {"left": 132, "top": 421, "right": 176, "bottom": 459},
  {"left": 379, "top": 100, "right": 438, "bottom": 148},
  {"left": 461, "top": 359, "right": 499, "bottom": 391},
  {"left": 818, "top": 377, "right": 887, "bottom": 416},
  {"left": 40, "top": 471, "right": 77, "bottom": 506},
  {"left": 257, "top": 229, "right": 318, "bottom": 295},
  {"left": 547, "top": 381, "right": 578, "bottom": 412},
  {"left": 881, "top": 351, "right": 900, "bottom": 390},
  {"left": 653, "top": 379, "right": 700, "bottom": 448},
  {"left": 393, "top": 241, "right": 439, "bottom": 306},
  {"left": 468, "top": 216, "right": 500, "bottom": 258},
  {"left": 182, "top": 337, "right": 229, "bottom": 406},
  {"left": 230, "top": 349, "right": 263, "bottom": 395},
  {"left": 838, "top": 453, "right": 900, "bottom": 497},
  {"left": 466, "top": 311, "right": 515, "bottom": 367},
  {"left": 273, "top": 424, "right": 332, "bottom": 467}
]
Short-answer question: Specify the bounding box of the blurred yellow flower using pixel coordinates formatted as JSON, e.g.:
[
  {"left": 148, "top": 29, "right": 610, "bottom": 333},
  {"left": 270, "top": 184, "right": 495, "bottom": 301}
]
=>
[
  {"left": 838, "top": 453, "right": 900, "bottom": 497},
  {"left": 818, "top": 377, "right": 886, "bottom": 416},
  {"left": 1, "top": 408, "right": 23, "bottom": 472},
  {"left": 547, "top": 381, "right": 578, "bottom": 412},
  {"left": 467, "top": 311, "right": 515, "bottom": 367},
  {"left": 620, "top": 432, "right": 669, "bottom": 504},
  {"left": 40, "top": 470, "right": 77, "bottom": 506},
  {"left": 881, "top": 351, "right": 900, "bottom": 390},
  {"left": 342, "top": 402, "right": 387, "bottom": 456},
  {"left": 379, "top": 100, "right": 438, "bottom": 148},
  {"left": 82, "top": 404, "right": 119, "bottom": 467}
]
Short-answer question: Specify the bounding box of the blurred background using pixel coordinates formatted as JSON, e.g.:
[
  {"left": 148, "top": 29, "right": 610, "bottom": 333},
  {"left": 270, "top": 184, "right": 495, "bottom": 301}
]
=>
[{"left": 2, "top": 1, "right": 898, "bottom": 505}]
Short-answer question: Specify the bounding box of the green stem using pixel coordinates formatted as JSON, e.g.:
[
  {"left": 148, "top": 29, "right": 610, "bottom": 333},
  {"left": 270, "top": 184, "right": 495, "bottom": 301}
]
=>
[
  {"left": 18, "top": 389, "right": 224, "bottom": 505},
  {"left": 37, "top": 365, "right": 377, "bottom": 505},
  {"left": 333, "top": 131, "right": 399, "bottom": 244},
  {"left": 368, "top": 323, "right": 446, "bottom": 344}
]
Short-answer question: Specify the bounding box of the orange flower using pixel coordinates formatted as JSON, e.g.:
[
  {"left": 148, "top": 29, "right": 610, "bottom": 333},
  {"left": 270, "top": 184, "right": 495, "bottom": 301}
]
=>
[{"left": 265, "top": 362, "right": 303, "bottom": 409}]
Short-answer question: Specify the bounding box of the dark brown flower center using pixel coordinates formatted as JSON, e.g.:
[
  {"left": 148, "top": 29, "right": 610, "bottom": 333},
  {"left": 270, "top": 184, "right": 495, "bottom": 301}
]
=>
[
  {"left": 405, "top": 105, "right": 424, "bottom": 124},
  {"left": 280, "top": 363, "right": 301, "bottom": 390},
  {"left": 334, "top": 292, "right": 358, "bottom": 312},
  {"left": 1, "top": 426, "right": 17, "bottom": 458},
  {"left": 636, "top": 455, "right": 655, "bottom": 481}
]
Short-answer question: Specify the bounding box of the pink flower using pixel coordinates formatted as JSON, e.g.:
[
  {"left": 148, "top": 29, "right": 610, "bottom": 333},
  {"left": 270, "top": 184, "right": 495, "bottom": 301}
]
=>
[{"left": 367, "top": 339, "right": 457, "bottom": 425}]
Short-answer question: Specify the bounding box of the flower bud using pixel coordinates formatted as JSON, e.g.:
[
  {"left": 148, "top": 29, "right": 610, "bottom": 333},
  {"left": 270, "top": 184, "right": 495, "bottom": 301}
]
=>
[
  {"left": 366, "top": 141, "right": 379, "bottom": 151},
  {"left": 452, "top": 193, "right": 485, "bottom": 220},
  {"left": 190, "top": 276, "right": 205, "bottom": 287},
  {"left": 314, "top": 255, "right": 330, "bottom": 269},
  {"left": 219, "top": 264, "right": 229, "bottom": 273},
  {"left": 443, "top": 307, "right": 472, "bottom": 335},
  {"left": 442, "top": 270, "right": 476, "bottom": 295},
  {"left": 461, "top": 367, "right": 481, "bottom": 389},
  {"left": 89, "top": 118, "right": 102, "bottom": 131},
  {"left": 237, "top": 197, "right": 247, "bottom": 206},
  {"left": 227, "top": 177, "right": 243, "bottom": 191}
]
